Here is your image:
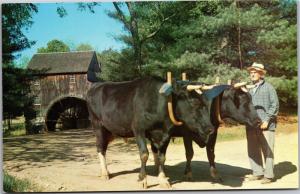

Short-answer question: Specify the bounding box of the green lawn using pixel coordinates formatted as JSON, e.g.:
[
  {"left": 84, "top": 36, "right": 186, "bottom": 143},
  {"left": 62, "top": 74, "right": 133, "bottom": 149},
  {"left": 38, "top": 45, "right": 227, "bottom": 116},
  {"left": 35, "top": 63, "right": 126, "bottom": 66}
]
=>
[
  {"left": 171, "top": 118, "right": 298, "bottom": 144},
  {"left": 3, "top": 171, "right": 41, "bottom": 192}
]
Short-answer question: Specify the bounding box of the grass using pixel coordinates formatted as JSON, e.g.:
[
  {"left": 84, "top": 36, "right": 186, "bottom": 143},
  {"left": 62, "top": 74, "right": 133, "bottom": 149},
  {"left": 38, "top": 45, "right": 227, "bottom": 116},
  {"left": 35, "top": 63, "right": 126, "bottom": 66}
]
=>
[
  {"left": 3, "top": 123, "right": 26, "bottom": 137},
  {"left": 2, "top": 116, "right": 27, "bottom": 137},
  {"left": 171, "top": 117, "right": 298, "bottom": 144},
  {"left": 3, "top": 171, "right": 41, "bottom": 192}
]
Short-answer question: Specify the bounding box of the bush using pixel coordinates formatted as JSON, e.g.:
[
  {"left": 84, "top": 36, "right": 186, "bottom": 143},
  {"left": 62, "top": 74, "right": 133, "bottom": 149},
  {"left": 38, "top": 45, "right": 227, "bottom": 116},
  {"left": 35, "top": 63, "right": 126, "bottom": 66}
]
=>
[
  {"left": 198, "top": 63, "right": 250, "bottom": 84},
  {"left": 265, "top": 76, "right": 297, "bottom": 108},
  {"left": 142, "top": 52, "right": 217, "bottom": 80},
  {"left": 3, "top": 171, "right": 38, "bottom": 192},
  {"left": 3, "top": 123, "right": 26, "bottom": 137}
]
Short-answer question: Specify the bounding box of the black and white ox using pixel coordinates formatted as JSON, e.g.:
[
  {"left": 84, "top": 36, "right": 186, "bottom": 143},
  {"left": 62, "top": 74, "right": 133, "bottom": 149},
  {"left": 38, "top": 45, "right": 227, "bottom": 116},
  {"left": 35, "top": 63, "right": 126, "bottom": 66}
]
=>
[
  {"left": 151, "top": 82, "right": 262, "bottom": 182},
  {"left": 86, "top": 76, "right": 216, "bottom": 189}
]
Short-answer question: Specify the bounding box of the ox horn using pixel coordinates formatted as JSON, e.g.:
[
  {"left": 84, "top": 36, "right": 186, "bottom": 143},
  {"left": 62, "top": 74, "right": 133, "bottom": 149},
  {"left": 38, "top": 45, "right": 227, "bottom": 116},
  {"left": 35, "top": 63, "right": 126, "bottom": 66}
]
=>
[
  {"left": 167, "top": 72, "right": 183, "bottom": 126},
  {"left": 233, "top": 82, "right": 247, "bottom": 88},
  {"left": 245, "top": 84, "right": 255, "bottom": 89}
]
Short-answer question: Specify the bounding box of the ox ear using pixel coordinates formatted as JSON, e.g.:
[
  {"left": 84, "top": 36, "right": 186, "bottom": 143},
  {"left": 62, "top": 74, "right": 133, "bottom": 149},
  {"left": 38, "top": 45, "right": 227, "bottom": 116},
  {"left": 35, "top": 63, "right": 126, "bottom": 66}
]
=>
[
  {"left": 159, "top": 82, "right": 173, "bottom": 96},
  {"left": 246, "top": 84, "right": 255, "bottom": 89}
]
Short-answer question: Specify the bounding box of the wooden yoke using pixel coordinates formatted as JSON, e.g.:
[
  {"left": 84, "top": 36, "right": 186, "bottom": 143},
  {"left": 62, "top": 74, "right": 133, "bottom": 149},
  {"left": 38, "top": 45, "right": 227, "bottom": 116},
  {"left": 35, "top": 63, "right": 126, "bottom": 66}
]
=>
[{"left": 167, "top": 72, "right": 183, "bottom": 126}]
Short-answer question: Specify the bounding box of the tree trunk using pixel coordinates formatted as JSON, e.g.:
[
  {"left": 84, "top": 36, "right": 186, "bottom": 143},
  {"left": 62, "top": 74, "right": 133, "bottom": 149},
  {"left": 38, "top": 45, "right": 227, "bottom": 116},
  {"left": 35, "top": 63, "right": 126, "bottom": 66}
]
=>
[
  {"left": 8, "top": 116, "right": 11, "bottom": 131},
  {"left": 236, "top": 0, "right": 243, "bottom": 69},
  {"left": 126, "top": 2, "right": 143, "bottom": 75}
]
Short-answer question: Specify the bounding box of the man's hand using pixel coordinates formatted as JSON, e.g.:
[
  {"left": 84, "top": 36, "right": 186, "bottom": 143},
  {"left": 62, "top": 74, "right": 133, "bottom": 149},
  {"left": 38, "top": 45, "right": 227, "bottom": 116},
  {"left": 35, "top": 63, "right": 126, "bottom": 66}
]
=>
[{"left": 260, "top": 121, "right": 268, "bottom": 130}]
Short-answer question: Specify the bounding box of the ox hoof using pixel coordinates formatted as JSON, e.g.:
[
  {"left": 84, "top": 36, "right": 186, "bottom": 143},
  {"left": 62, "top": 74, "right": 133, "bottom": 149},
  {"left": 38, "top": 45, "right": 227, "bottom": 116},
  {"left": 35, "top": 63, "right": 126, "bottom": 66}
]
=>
[
  {"left": 210, "top": 167, "right": 222, "bottom": 183},
  {"left": 159, "top": 178, "right": 171, "bottom": 189},
  {"left": 212, "top": 176, "right": 223, "bottom": 183},
  {"left": 100, "top": 174, "right": 110, "bottom": 180},
  {"left": 184, "top": 172, "right": 193, "bottom": 181},
  {"left": 138, "top": 178, "right": 148, "bottom": 189}
]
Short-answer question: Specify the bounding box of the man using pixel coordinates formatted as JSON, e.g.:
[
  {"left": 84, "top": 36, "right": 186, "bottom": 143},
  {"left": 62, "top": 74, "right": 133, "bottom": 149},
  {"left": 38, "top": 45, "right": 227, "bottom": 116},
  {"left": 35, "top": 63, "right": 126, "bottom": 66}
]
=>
[{"left": 245, "top": 62, "right": 279, "bottom": 184}]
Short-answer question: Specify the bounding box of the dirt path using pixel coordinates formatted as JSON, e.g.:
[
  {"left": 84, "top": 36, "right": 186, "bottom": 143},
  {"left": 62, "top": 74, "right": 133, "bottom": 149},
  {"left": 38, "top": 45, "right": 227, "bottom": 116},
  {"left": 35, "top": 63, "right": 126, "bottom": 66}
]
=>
[{"left": 3, "top": 123, "right": 298, "bottom": 191}]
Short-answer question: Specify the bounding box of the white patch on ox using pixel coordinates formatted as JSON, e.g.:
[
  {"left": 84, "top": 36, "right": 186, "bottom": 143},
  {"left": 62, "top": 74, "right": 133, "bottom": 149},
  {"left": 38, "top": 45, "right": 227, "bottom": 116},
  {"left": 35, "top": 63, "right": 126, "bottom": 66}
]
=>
[{"left": 98, "top": 152, "right": 109, "bottom": 179}]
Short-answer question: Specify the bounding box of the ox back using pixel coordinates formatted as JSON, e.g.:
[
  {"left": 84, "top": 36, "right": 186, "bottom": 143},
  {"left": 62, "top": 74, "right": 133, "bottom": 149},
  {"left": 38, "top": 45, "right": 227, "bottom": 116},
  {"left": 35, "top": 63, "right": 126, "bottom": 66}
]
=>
[{"left": 86, "top": 77, "right": 169, "bottom": 138}]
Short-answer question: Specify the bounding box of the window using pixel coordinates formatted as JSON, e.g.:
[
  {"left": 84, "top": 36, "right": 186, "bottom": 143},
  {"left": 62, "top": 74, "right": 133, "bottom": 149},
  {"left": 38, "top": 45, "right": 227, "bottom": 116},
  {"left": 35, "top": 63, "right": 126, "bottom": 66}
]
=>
[
  {"left": 33, "top": 80, "right": 40, "bottom": 86},
  {"left": 69, "top": 75, "right": 76, "bottom": 84},
  {"left": 33, "top": 80, "right": 41, "bottom": 90},
  {"left": 34, "top": 96, "right": 41, "bottom": 106}
]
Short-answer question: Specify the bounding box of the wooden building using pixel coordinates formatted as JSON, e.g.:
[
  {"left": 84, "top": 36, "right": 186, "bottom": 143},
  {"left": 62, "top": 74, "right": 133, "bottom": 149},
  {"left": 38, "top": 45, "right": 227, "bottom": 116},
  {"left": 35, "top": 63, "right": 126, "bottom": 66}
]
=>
[{"left": 27, "top": 51, "right": 101, "bottom": 131}]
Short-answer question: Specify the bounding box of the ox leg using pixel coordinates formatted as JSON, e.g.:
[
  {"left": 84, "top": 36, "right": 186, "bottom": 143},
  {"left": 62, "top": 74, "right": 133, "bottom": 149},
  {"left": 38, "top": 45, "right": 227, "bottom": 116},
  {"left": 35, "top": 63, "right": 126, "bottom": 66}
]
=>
[
  {"left": 95, "top": 126, "right": 112, "bottom": 180},
  {"left": 183, "top": 136, "right": 194, "bottom": 181},
  {"left": 206, "top": 132, "right": 222, "bottom": 182},
  {"left": 150, "top": 143, "right": 159, "bottom": 172},
  {"left": 157, "top": 138, "right": 171, "bottom": 189},
  {"left": 136, "top": 135, "right": 149, "bottom": 189}
]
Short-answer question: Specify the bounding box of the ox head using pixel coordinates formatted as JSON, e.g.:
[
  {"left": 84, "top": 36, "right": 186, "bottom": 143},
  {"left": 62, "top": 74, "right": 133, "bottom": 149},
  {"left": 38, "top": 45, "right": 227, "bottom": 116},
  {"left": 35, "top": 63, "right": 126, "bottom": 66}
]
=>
[
  {"left": 221, "top": 82, "right": 261, "bottom": 128},
  {"left": 171, "top": 81, "right": 216, "bottom": 142}
]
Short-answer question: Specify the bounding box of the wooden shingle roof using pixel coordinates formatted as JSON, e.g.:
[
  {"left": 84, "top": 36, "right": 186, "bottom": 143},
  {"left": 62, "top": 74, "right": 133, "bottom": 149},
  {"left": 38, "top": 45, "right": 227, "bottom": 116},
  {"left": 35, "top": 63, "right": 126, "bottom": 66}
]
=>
[{"left": 27, "top": 51, "right": 100, "bottom": 74}]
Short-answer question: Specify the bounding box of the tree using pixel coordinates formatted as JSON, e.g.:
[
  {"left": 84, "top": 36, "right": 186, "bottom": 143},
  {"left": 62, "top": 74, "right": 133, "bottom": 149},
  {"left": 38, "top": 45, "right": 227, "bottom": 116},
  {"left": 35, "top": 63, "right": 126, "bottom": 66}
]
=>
[
  {"left": 2, "top": 3, "right": 38, "bottom": 63},
  {"left": 107, "top": 2, "right": 185, "bottom": 76},
  {"left": 2, "top": 3, "right": 39, "bottom": 133},
  {"left": 37, "top": 39, "right": 70, "bottom": 53},
  {"left": 15, "top": 56, "right": 31, "bottom": 69},
  {"left": 97, "top": 48, "right": 137, "bottom": 81},
  {"left": 76, "top": 43, "right": 94, "bottom": 51},
  {"left": 140, "top": 0, "right": 296, "bottom": 76},
  {"left": 2, "top": 65, "right": 38, "bottom": 133}
]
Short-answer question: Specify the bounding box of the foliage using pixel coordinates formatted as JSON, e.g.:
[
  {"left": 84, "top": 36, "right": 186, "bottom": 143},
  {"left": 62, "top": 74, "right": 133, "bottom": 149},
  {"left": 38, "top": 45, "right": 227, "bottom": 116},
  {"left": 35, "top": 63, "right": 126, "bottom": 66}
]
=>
[
  {"left": 3, "top": 171, "right": 39, "bottom": 192},
  {"left": 107, "top": 2, "right": 189, "bottom": 74},
  {"left": 199, "top": 63, "right": 250, "bottom": 84},
  {"left": 265, "top": 76, "right": 297, "bottom": 108},
  {"left": 15, "top": 56, "right": 31, "bottom": 69},
  {"left": 2, "top": 4, "right": 40, "bottom": 134},
  {"left": 97, "top": 49, "right": 138, "bottom": 81},
  {"left": 3, "top": 123, "right": 26, "bottom": 137},
  {"left": 2, "top": 65, "right": 38, "bottom": 134},
  {"left": 2, "top": 3, "right": 38, "bottom": 63},
  {"left": 103, "top": 1, "right": 297, "bottom": 107},
  {"left": 76, "top": 43, "right": 94, "bottom": 51},
  {"left": 37, "top": 39, "right": 70, "bottom": 53}
]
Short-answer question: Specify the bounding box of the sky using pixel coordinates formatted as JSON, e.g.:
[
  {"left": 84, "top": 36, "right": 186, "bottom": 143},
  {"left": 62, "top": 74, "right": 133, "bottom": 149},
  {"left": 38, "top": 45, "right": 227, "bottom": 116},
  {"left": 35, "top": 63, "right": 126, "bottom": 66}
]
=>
[{"left": 14, "top": 2, "right": 127, "bottom": 64}]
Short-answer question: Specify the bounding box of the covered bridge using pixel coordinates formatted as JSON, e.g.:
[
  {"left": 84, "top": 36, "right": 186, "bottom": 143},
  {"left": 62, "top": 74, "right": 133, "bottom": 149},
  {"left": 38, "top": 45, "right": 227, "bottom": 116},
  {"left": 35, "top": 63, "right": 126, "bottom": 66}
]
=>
[{"left": 27, "top": 51, "right": 101, "bottom": 131}]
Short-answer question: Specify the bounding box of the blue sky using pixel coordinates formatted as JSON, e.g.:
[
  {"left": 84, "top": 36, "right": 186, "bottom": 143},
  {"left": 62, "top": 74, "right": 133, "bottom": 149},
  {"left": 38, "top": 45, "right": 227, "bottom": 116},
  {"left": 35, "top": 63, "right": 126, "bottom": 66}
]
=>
[{"left": 15, "top": 2, "right": 127, "bottom": 64}]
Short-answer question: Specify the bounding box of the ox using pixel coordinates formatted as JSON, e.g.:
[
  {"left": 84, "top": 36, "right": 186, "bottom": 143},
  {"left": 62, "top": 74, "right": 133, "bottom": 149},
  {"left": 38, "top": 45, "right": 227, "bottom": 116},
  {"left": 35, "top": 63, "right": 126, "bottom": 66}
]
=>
[
  {"left": 86, "top": 76, "right": 216, "bottom": 189},
  {"left": 151, "top": 82, "right": 262, "bottom": 182}
]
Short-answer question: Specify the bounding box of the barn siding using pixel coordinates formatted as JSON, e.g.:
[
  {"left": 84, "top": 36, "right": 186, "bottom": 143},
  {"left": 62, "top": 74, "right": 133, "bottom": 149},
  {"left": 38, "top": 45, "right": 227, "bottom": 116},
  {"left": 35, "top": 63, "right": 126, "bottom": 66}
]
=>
[{"left": 32, "top": 74, "right": 91, "bottom": 117}]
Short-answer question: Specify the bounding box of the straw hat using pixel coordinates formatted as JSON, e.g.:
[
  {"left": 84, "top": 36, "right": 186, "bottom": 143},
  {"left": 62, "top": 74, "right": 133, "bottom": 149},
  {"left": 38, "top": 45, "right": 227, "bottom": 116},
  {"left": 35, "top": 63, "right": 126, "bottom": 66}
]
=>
[{"left": 247, "top": 62, "right": 266, "bottom": 74}]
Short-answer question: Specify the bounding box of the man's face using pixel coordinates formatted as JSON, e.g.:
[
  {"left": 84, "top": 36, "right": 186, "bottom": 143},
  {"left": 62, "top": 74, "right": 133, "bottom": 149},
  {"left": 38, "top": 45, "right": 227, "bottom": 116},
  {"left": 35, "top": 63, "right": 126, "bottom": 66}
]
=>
[{"left": 249, "top": 70, "right": 262, "bottom": 82}]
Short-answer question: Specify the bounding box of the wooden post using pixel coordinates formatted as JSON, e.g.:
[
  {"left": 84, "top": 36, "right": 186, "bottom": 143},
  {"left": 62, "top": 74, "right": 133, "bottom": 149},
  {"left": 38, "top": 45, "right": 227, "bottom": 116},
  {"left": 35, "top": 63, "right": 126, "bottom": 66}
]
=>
[
  {"left": 182, "top": 72, "right": 187, "bottom": 81},
  {"left": 215, "top": 76, "right": 220, "bottom": 84},
  {"left": 167, "top": 72, "right": 172, "bottom": 84},
  {"left": 227, "top": 79, "right": 232, "bottom": 85}
]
